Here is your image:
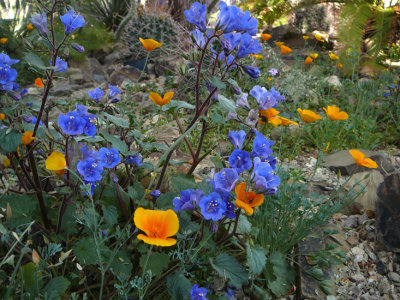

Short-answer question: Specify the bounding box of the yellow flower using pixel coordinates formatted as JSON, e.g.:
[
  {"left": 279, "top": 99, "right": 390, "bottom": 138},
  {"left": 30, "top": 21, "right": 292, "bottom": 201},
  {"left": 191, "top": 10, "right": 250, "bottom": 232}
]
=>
[
  {"left": 269, "top": 116, "right": 282, "bottom": 127},
  {"left": 310, "top": 53, "right": 318, "bottom": 59},
  {"left": 277, "top": 116, "right": 299, "bottom": 126},
  {"left": 267, "top": 76, "right": 272, "bottom": 81},
  {"left": 274, "top": 41, "right": 284, "bottom": 47},
  {"left": 314, "top": 34, "right": 324, "bottom": 42},
  {"left": 0, "top": 113, "right": 5, "bottom": 120},
  {"left": 35, "top": 78, "right": 44, "bottom": 88},
  {"left": 297, "top": 108, "right": 322, "bottom": 123},
  {"left": 328, "top": 53, "right": 339, "bottom": 60},
  {"left": 349, "top": 150, "right": 378, "bottom": 169},
  {"left": 323, "top": 106, "right": 349, "bottom": 121},
  {"left": 234, "top": 182, "right": 264, "bottom": 215},
  {"left": 27, "top": 24, "right": 34, "bottom": 30},
  {"left": 337, "top": 63, "right": 343, "bottom": 68},
  {"left": 250, "top": 54, "right": 263, "bottom": 60},
  {"left": 21, "top": 131, "right": 35, "bottom": 145},
  {"left": 260, "top": 107, "right": 279, "bottom": 120},
  {"left": 323, "top": 142, "right": 330, "bottom": 153},
  {"left": 303, "top": 35, "right": 309, "bottom": 40},
  {"left": 139, "top": 38, "right": 163, "bottom": 51},
  {"left": 45, "top": 151, "right": 66, "bottom": 171},
  {"left": 304, "top": 56, "right": 313, "bottom": 65},
  {"left": 3, "top": 158, "right": 10, "bottom": 168},
  {"left": 261, "top": 33, "right": 272, "bottom": 41},
  {"left": 280, "top": 45, "right": 292, "bottom": 55},
  {"left": 0, "top": 38, "right": 8, "bottom": 44},
  {"left": 149, "top": 91, "right": 174, "bottom": 106},
  {"left": 134, "top": 207, "right": 179, "bottom": 246},
  {"left": 392, "top": 43, "right": 396, "bottom": 47}
]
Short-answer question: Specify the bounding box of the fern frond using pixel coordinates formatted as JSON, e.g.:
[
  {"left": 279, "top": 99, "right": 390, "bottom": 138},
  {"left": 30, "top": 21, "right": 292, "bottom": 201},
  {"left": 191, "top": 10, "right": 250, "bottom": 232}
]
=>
[{"left": 368, "top": 7, "right": 394, "bottom": 57}]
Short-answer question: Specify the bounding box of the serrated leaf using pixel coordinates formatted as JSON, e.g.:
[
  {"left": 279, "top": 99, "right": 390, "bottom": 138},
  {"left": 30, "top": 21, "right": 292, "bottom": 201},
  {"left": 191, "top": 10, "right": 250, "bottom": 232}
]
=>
[
  {"left": 211, "top": 76, "right": 226, "bottom": 90},
  {"left": 102, "top": 205, "right": 118, "bottom": 227},
  {"left": 247, "top": 244, "right": 266, "bottom": 275},
  {"left": 211, "top": 253, "right": 248, "bottom": 288},
  {"left": 139, "top": 252, "right": 170, "bottom": 275},
  {"left": 0, "top": 129, "right": 22, "bottom": 154},
  {"left": 43, "top": 277, "right": 70, "bottom": 300},
  {"left": 238, "top": 215, "right": 252, "bottom": 234},
  {"left": 171, "top": 174, "right": 196, "bottom": 192},
  {"left": 72, "top": 237, "right": 98, "bottom": 265},
  {"left": 218, "top": 95, "right": 236, "bottom": 112},
  {"left": 166, "top": 271, "right": 192, "bottom": 300},
  {"left": 267, "top": 252, "right": 296, "bottom": 296},
  {"left": 101, "top": 112, "right": 130, "bottom": 128},
  {"left": 101, "top": 132, "right": 128, "bottom": 155}
]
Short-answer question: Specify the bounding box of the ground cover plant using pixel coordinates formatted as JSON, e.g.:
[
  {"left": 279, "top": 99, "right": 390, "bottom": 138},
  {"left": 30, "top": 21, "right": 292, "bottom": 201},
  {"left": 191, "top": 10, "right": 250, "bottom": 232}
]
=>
[{"left": 0, "top": 0, "right": 399, "bottom": 299}]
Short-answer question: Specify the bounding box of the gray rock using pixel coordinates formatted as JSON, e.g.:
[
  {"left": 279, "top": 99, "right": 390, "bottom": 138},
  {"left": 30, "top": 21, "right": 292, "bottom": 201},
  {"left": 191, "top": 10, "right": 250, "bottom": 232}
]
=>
[
  {"left": 322, "top": 150, "right": 394, "bottom": 176},
  {"left": 324, "top": 75, "right": 342, "bottom": 88},
  {"left": 109, "top": 66, "right": 141, "bottom": 86},
  {"left": 388, "top": 272, "right": 400, "bottom": 283},
  {"left": 87, "top": 57, "right": 107, "bottom": 83},
  {"left": 343, "top": 215, "right": 359, "bottom": 228},
  {"left": 50, "top": 84, "right": 80, "bottom": 97},
  {"left": 376, "top": 173, "right": 400, "bottom": 253},
  {"left": 69, "top": 72, "right": 85, "bottom": 85}
]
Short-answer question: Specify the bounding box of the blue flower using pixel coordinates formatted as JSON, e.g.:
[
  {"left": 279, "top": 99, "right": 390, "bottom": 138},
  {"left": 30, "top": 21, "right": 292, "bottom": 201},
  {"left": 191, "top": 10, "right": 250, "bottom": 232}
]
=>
[
  {"left": 221, "top": 32, "right": 242, "bottom": 55},
  {"left": 262, "top": 155, "right": 277, "bottom": 169},
  {"left": 236, "top": 33, "right": 262, "bottom": 59},
  {"left": 99, "top": 147, "right": 121, "bottom": 168},
  {"left": 269, "top": 68, "right": 278, "bottom": 76},
  {"left": 214, "top": 168, "right": 238, "bottom": 193},
  {"left": 111, "top": 97, "right": 120, "bottom": 103},
  {"left": 149, "top": 190, "right": 161, "bottom": 198},
  {"left": 250, "top": 85, "right": 285, "bottom": 110},
  {"left": 228, "top": 130, "right": 246, "bottom": 149},
  {"left": 236, "top": 93, "right": 249, "bottom": 109},
  {"left": 173, "top": 189, "right": 205, "bottom": 211},
  {"left": 199, "top": 192, "right": 227, "bottom": 221},
  {"left": 251, "top": 132, "right": 274, "bottom": 158},
  {"left": 60, "top": 10, "right": 87, "bottom": 35},
  {"left": 225, "top": 286, "right": 236, "bottom": 300},
  {"left": 77, "top": 158, "right": 103, "bottom": 182},
  {"left": 75, "top": 103, "right": 97, "bottom": 137},
  {"left": 31, "top": 116, "right": 43, "bottom": 126},
  {"left": 184, "top": 2, "right": 207, "bottom": 32},
  {"left": 50, "top": 57, "right": 67, "bottom": 72},
  {"left": 30, "top": 13, "right": 48, "bottom": 37},
  {"left": 243, "top": 65, "right": 260, "bottom": 79},
  {"left": 88, "top": 88, "right": 104, "bottom": 103},
  {"left": 58, "top": 111, "right": 86, "bottom": 135},
  {"left": 224, "top": 199, "right": 236, "bottom": 219},
  {"left": 125, "top": 154, "right": 143, "bottom": 166},
  {"left": 0, "top": 54, "right": 19, "bottom": 66},
  {"left": 229, "top": 150, "right": 252, "bottom": 173},
  {"left": 190, "top": 284, "right": 208, "bottom": 300},
  {"left": 108, "top": 84, "right": 122, "bottom": 98},
  {"left": 217, "top": 2, "right": 258, "bottom": 36},
  {"left": 20, "top": 88, "right": 28, "bottom": 96},
  {"left": 71, "top": 43, "right": 84, "bottom": 53},
  {"left": 190, "top": 29, "right": 206, "bottom": 48},
  {"left": 252, "top": 158, "right": 280, "bottom": 193},
  {"left": 0, "top": 64, "right": 18, "bottom": 92},
  {"left": 83, "top": 180, "right": 98, "bottom": 196},
  {"left": 225, "top": 111, "right": 239, "bottom": 121},
  {"left": 80, "top": 145, "right": 100, "bottom": 160}
]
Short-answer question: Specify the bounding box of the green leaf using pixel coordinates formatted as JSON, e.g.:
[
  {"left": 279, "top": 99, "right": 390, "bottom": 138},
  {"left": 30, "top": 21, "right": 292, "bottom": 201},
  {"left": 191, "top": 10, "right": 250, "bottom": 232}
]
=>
[
  {"left": 0, "top": 129, "right": 22, "bottom": 154},
  {"left": 211, "top": 76, "right": 226, "bottom": 90},
  {"left": 101, "top": 132, "right": 128, "bottom": 155},
  {"left": 139, "top": 252, "right": 170, "bottom": 276},
  {"left": 217, "top": 95, "right": 236, "bottom": 112},
  {"left": 157, "top": 191, "right": 175, "bottom": 209},
  {"left": 102, "top": 205, "right": 118, "bottom": 227},
  {"left": 211, "top": 253, "right": 248, "bottom": 288},
  {"left": 166, "top": 271, "right": 192, "bottom": 300},
  {"left": 171, "top": 174, "right": 196, "bottom": 192},
  {"left": 72, "top": 237, "right": 98, "bottom": 265},
  {"left": 0, "top": 195, "right": 37, "bottom": 228},
  {"left": 267, "top": 252, "right": 296, "bottom": 296},
  {"left": 238, "top": 215, "right": 252, "bottom": 234},
  {"left": 101, "top": 112, "right": 130, "bottom": 128},
  {"left": 20, "top": 262, "right": 39, "bottom": 297},
  {"left": 247, "top": 244, "right": 266, "bottom": 275},
  {"left": 74, "top": 135, "right": 104, "bottom": 143},
  {"left": 24, "top": 52, "right": 54, "bottom": 70},
  {"left": 108, "top": 250, "right": 132, "bottom": 277},
  {"left": 42, "top": 277, "right": 70, "bottom": 300},
  {"left": 161, "top": 100, "right": 195, "bottom": 113}
]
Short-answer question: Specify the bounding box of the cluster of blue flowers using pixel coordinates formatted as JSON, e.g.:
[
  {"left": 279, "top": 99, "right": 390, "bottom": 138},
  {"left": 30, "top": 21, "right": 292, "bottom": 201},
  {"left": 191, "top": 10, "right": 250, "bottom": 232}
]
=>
[
  {"left": 173, "top": 129, "right": 279, "bottom": 221},
  {"left": 185, "top": 1, "right": 262, "bottom": 79},
  {"left": 88, "top": 84, "right": 122, "bottom": 104},
  {"left": 58, "top": 103, "right": 97, "bottom": 137},
  {"left": 250, "top": 85, "right": 285, "bottom": 110},
  {"left": 0, "top": 54, "right": 19, "bottom": 92}
]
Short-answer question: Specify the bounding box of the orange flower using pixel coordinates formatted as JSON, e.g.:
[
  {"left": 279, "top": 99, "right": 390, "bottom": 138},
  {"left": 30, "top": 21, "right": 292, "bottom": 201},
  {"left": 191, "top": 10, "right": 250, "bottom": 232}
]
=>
[
  {"left": 323, "top": 106, "right": 349, "bottom": 121},
  {"left": 0, "top": 38, "right": 8, "bottom": 44},
  {"left": 234, "top": 182, "right": 264, "bottom": 215},
  {"left": 260, "top": 107, "right": 279, "bottom": 120},
  {"left": 269, "top": 116, "right": 282, "bottom": 127},
  {"left": 261, "top": 33, "right": 272, "bottom": 41},
  {"left": 309, "top": 53, "right": 318, "bottom": 59},
  {"left": 0, "top": 113, "right": 5, "bottom": 120},
  {"left": 274, "top": 41, "right": 284, "bottom": 47},
  {"left": 45, "top": 151, "right": 66, "bottom": 171},
  {"left": 35, "top": 78, "right": 44, "bottom": 88},
  {"left": 21, "top": 131, "right": 35, "bottom": 145},
  {"left": 27, "top": 24, "right": 34, "bottom": 30},
  {"left": 280, "top": 45, "right": 292, "bottom": 55},
  {"left": 297, "top": 108, "right": 321, "bottom": 123},
  {"left": 314, "top": 34, "right": 324, "bottom": 42},
  {"left": 149, "top": 91, "right": 174, "bottom": 106},
  {"left": 139, "top": 38, "right": 163, "bottom": 51},
  {"left": 323, "top": 142, "right": 330, "bottom": 153},
  {"left": 349, "top": 150, "right": 378, "bottom": 169},
  {"left": 277, "top": 116, "right": 299, "bottom": 126},
  {"left": 267, "top": 76, "right": 272, "bottom": 81},
  {"left": 134, "top": 207, "right": 179, "bottom": 246},
  {"left": 304, "top": 56, "right": 313, "bottom": 65},
  {"left": 337, "top": 63, "right": 343, "bottom": 68},
  {"left": 328, "top": 53, "right": 339, "bottom": 60}
]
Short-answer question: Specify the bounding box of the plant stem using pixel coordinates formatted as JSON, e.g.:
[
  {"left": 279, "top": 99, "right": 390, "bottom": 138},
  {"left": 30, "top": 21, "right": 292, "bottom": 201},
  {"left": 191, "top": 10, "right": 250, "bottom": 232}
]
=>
[{"left": 137, "top": 51, "right": 150, "bottom": 83}]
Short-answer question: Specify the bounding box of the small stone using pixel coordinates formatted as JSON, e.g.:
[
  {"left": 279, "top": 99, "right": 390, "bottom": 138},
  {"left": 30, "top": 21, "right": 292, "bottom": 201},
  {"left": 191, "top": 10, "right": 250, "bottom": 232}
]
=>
[
  {"left": 378, "top": 278, "right": 391, "bottom": 294},
  {"left": 376, "top": 260, "right": 387, "bottom": 275},
  {"left": 343, "top": 215, "right": 359, "bottom": 228},
  {"left": 346, "top": 232, "right": 359, "bottom": 247},
  {"left": 388, "top": 272, "right": 400, "bottom": 283},
  {"left": 351, "top": 246, "right": 367, "bottom": 263}
]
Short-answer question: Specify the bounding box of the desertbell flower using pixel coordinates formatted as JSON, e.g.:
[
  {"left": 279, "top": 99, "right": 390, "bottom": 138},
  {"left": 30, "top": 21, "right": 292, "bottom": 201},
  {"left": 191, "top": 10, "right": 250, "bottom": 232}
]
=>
[
  {"left": 190, "top": 29, "right": 206, "bottom": 48},
  {"left": 228, "top": 130, "right": 246, "bottom": 149},
  {"left": 229, "top": 149, "right": 252, "bottom": 173},
  {"left": 199, "top": 192, "right": 227, "bottom": 221},
  {"left": 214, "top": 168, "right": 239, "bottom": 193},
  {"left": 250, "top": 86, "right": 285, "bottom": 110},
  {"left": 108, "top": 84, "right": 122, "bottom": 98},
  {"left": 77, "top": 158, "right": 103, "bottom": 182},
  {"left": 252, "top": 157, "right": 280, "bottom": 193},
  {"left": 125, "top": 154, "right": 143, "bottom": 166},
  {"left": 173, "top": 189, "right": 205, "bottom": 211},
  {"left": 58, "top": 111, "right": 86, "bottom": 135},
  {"left": 223, "top": 199, "right": 236, "bottom": 219},
  {"left": 245, "top": 109, "right": 259, "bottom": 126},
  {"left": 225, "top": 111, "right": 239, "bottom": 121},
  {"left": 236, "top": 33, "right": 262, "bottom": 59},
  {"left": 71, "top": 43, "right": 84, "bottom": 53},
  {"left": 217, "top": 1, "right": 257, "bottom": 36},
  {"left": 50, "top": 57, "right": 67, "bottom": 72},
  {"left": 149, "top": 190, "right": 161, "bottom": 198},
  {"left": 251, "top": 132, "right": 274, "bottom": 158},
  {"left": 221, "top": 32, "right": 242, "bottom": 55},
  {"left": 80, "top": 145, "right": 100, "bottom": 160},
  {"left": 190, "top": 284, "right": 208, "bottom": 300},
  {"left": 236, "top": 93, "right": 249, "bottom": 109},
  {"left": 184, "top": 2, "right": 207, "bottom": 32},
  {"left": 88, "top": 88, "right": 103, "bottom": 103},
  {"left": 243, "top": 65, "right": 260, "bottom": 79},
  {"left": 99, "top": 147, "right": 121, "bottom": 168},
  {"left": 111, "top": 97, "right": 120, "bottom": 103},
  {"left": 268, "top": 68, "right": 278, "bottom": 76},
  {"left": 75, "top": 103, "right": 97, "bottom": 137},
  {"left": 60, "top": 10, "right": 87, "bottom": 35},
  {"left": 30, "top": 13, "right": 48, "bottom": 37}
]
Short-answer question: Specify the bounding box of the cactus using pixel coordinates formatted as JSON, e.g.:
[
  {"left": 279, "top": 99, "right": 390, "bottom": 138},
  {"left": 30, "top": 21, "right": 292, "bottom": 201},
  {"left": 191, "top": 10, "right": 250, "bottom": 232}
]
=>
[{"left": 115, "top": 0, "right": 137, "bottom": 41}]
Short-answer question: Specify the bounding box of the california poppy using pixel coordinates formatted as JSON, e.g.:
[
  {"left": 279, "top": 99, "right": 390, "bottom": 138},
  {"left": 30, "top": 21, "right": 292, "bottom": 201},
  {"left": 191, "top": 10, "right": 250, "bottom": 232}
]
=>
[
  {"left": 297, "top": 108, "right": 321, "bottom": 123},
  {"left": 3, "top": 158, "right": 10, "bottom": 168},
  {"left": 337, "top": 63, "right": 343, "bottom": 68},
  {"left": 267, "top": 76, "right": 272, "bottom": 81},
  {"left": 250, "top": 54, "right": 263, "bottom": 60},
  {"left": 304, "top": 56, "right": 313, "bottom": 65},
  {"left": 45, "top": 151, "right": 66, "bottom": 171},
  {"left": 0, "top": 113, "right": 5, "bottom": 120},
  {"left": 139, "top": 38, "right": 163, "bottom": 51},
  {"left": 274, "top": 41, "right": 284, "bottom": 47},
  {"left": 27, "top": 24, "right": 34, "bottom": 30},
  {"left": 235, "top": 182, "right": 264, "bottom": 215},
  {"left": 349, "top": 150, "right": 378, "bottom": 168},
  {"left": 314, "top": 34, "right": 324, "bottom": 42},
  {"left": 277, "top": 116, "right": 299, "bottom": 126},
  {"left": 261, "top": 33, "right": 272, "bottom": 41},
  {"left": 323, "top": 142, "right": 330, "bottom": 153},
  {"left": 309, "top": 53, "right": 318, "bottom": 59},
  {"left": 35, "top": 78, "right": 44, "bottom": 88},
  {"left": 328, "top": 53, "right": 339, "bottom": 60},
  {"left": 303, "top": 35, "right": 309, "bottom": 40},
  {"left": 134, "top": 207, "right": 179, "bottom": 246},
  {"left": 280, "top": 45, "right": 292, "bottom": 55},
  {"left": 149, "top": 91, "right": 174, "bottom": 106},
  {"left": 260, "top": 107, "right": 279, "bottom": 120},
  {"left": 21, "top": 131, "right": 35, "bottom": 145},
  {"left": 0, "top": 38, "right": 8, "bottom": 44},
  {"left": 323, "top": 106, "right": 348, "bottom": 121}
]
